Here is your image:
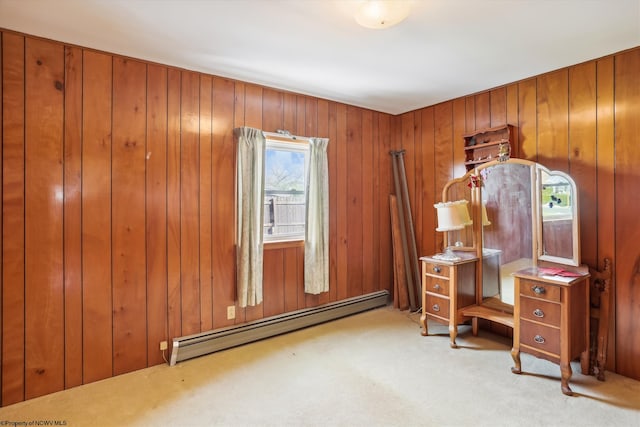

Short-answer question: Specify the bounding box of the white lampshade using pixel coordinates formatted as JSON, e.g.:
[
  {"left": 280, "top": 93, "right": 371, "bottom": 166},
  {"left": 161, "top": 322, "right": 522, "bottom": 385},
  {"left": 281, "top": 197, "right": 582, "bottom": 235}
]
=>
[
  {"left": 434, "top": 201, "right": 466, "bottom": 232},
  {"left": 355, "top": 0, "right": 411, "bottom": 29}
]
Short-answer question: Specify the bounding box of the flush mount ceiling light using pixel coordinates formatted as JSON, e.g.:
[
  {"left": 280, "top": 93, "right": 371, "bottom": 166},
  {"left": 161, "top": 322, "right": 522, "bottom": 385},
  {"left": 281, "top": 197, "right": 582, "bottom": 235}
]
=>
[{"left": 355, "top": 0, "right": 412, "bottom": 29}]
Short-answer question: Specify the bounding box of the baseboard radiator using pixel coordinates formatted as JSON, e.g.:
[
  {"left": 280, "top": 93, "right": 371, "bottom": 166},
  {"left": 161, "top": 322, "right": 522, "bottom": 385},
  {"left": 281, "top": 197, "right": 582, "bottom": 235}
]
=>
[{"left": 169, "top": 290, "right": 389, "bottom": 366}]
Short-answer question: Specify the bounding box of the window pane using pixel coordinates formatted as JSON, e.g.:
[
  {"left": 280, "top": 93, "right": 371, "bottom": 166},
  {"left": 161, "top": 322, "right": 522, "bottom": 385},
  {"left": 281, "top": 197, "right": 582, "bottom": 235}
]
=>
[{"left": 264, "top": 145, "right": 307, "bottom": 240}]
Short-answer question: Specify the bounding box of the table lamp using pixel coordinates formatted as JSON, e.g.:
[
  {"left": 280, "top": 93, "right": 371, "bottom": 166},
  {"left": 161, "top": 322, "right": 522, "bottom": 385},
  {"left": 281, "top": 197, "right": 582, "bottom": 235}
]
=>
[{"left": 433, "top": 200, "right": 471, "bottom": 261}]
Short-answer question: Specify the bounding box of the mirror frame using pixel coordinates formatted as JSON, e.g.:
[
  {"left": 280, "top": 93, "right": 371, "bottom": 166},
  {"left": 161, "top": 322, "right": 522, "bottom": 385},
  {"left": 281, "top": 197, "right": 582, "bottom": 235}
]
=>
[
  {"left": 441, "top": 158, "right": 581, "bottom": 268},
  {"left": 535, "top": 165, "right": 580, "bottom": 267}
]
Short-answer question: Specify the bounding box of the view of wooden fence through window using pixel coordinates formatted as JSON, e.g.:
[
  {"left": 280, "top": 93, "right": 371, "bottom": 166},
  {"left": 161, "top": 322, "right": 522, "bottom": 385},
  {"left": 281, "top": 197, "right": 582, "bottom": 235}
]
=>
[{"left": 264, "top": 190, "right": 305, "bottom": 237}]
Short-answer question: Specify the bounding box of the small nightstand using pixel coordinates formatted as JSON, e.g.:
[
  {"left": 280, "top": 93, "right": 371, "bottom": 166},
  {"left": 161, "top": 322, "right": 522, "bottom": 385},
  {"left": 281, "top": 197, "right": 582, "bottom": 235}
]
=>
[
  {"left": 419, "top": 252, "right": 477, "bottom": 348},
  {"left": 511, "top": 267, "right": 590, "bottom": 395}
]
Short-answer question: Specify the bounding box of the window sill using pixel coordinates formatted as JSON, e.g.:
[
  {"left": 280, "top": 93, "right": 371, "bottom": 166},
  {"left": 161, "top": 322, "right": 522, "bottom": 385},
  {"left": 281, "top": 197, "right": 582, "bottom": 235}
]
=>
[{"left": 264, "top": 239, "right": 304, "bottom": 250}]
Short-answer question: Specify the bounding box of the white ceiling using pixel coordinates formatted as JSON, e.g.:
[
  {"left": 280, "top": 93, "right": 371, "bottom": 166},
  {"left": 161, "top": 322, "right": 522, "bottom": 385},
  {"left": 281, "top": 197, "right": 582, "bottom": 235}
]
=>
[{"left": 1, "top": 0, "right": 639, "bottom": 114}]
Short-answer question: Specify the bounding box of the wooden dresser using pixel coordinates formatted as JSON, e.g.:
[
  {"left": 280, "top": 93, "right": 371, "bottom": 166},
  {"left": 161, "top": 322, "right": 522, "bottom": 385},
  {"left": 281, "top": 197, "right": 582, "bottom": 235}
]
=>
[
  {"left": 419, "top": 253, "right": 477, "bottom": 348},
  {"left": 511, "top": 267, "right": 590, "bottom": 395}
]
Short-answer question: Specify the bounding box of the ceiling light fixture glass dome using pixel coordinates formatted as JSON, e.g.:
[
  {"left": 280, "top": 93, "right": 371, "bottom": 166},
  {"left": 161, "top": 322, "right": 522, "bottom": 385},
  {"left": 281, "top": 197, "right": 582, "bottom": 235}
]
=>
[{"left": 355, "top": 0, "right": 412, "bottom": 29}]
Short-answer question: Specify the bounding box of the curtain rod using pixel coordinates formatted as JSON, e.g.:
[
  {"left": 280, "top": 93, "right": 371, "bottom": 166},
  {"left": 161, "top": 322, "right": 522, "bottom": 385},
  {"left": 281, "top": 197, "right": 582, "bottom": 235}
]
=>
[{"left": 262, "top": 130, "right": 312, "bottom": 142}]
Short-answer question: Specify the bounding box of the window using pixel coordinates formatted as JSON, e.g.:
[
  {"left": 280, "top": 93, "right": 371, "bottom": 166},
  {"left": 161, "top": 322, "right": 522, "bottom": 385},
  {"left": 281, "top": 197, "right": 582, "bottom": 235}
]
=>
[{"left": 263, "top": 138, "right": 309, "bottom": 242}]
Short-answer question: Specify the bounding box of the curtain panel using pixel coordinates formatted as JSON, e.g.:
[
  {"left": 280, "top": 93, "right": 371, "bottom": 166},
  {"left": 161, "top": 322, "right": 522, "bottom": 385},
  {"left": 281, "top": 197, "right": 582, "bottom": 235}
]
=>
[
  {"left": 304, "top": 138, "right": 330, "bottom": 294},
  {"left": 235, "top": 127, "right": 266, "bottom": 307}
]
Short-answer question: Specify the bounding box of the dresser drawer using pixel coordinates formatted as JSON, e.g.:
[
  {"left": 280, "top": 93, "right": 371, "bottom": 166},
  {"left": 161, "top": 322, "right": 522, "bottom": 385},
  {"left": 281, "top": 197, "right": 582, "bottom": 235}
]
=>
[
  {"left": 520, "top": 319, "right": 560, "bottom": 355},
  {"left": 423, "top": 262, "right": 450, "bottom": 278},
  {"left": 520, "top": 279, "right": 561, "bottom": 302},
  {"left": 425, "top": 293, "right": 450, "bottom": 319},
  {"left": 520, "top": 296, "right": 561, "bottom": 327},
  {"left": 424, "top": 275, "right": 450, "bottom": 296}
]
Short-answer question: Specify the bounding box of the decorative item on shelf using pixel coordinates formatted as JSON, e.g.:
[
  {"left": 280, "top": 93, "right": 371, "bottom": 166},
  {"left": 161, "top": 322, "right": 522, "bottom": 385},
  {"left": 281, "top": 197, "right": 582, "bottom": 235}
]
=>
[
  {"left": 433, "top": 200, "right": 470, "bottom": 261},
  {"left": 498, "top": 142, "right": 511, "bottom": 162}
]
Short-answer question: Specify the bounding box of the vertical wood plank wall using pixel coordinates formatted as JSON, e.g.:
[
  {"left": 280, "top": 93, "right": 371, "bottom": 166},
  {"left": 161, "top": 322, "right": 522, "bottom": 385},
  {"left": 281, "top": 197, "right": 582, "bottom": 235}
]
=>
[
  {"left": 0, "top": 31, "right": 393, "bottom": 406},
  {"left": 1, "top": 29, "right": 640, "bottom": 405}
]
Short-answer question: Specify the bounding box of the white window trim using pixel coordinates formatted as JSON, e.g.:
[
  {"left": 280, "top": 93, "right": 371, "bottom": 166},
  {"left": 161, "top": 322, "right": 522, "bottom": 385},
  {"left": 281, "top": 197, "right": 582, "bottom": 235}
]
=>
[{"left": 263, "top": 136, "right": 310, "bottom": 243}]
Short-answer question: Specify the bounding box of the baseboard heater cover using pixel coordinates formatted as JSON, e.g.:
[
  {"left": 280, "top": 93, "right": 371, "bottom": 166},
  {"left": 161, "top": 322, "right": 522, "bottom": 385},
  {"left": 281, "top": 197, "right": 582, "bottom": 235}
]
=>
[{"left": 169, "top": 290, "right": 389, "bottom": 366}]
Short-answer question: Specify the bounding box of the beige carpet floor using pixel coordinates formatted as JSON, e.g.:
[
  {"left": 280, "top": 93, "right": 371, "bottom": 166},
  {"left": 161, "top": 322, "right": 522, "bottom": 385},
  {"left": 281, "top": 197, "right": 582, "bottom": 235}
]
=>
[{"left": 1, "top": 306, "right": 639, "bottom": 426}]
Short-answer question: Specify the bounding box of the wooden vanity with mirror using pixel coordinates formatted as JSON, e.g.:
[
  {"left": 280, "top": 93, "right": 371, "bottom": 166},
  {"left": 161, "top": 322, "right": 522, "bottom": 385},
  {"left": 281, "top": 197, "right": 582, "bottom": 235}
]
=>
[{"left": 419, "top": 158, "right": 590, "bottom": 395}]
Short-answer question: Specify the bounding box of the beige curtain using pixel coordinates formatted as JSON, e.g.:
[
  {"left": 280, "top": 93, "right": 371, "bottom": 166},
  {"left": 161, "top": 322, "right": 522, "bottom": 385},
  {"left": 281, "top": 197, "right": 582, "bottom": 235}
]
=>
[
  {"left": 304, "top": 137, "right": 330, "bottom": 294},
  {"left": 235, "top": 127, "right": 265, "bottom": 307}
]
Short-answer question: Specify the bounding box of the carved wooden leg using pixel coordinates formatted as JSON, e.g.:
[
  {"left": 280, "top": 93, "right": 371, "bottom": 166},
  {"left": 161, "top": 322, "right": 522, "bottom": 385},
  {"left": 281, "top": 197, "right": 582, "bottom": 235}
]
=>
[
  {"left": 420, "top": 312, "right": 428, "bottom": 336},
  {"left": 580, "top": 349, "right": 590, "bottom": 375},
  {"left": 510, "top": 347, "right": 521, "bottom": 374},
  {"left": 472, "top": 317, "right": 478, "bottom": 336},
  {"left": 449, "top": 324, "right": 458, "bottom": 348},
  {"left": 560, "top": 362, "right": 574, "bottom": 396}
]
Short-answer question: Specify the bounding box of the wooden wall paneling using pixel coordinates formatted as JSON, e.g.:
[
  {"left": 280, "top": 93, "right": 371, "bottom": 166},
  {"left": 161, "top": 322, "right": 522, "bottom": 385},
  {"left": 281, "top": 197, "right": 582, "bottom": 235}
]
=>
[
  {"left": 327, "top": 102, "right": 338, "bottom": 302},
  {"left": 295, "top": 95, "right": 305, "bottom": 135},
  {"left": 305, "top": 96, "right": 317, "bottom": 137},
  {"left": 464, "top": 96, "right": 476, "bottom": 133},
  {"left": 283, "top": 246, "right": 299, "bottom": 312},
  {"left": 490, "top": 87, "right": 507, "bottom": 127},
  {"left": 283, "top": 92, "right": 296, "bottom": 134},
  {"left": 378, "top": 113, "right": 393, "bottom": 292},
  {"left": 145, "top": 64, "right": 168, "bottom": 366},
  {"left": 0, "top": 30, "right": 3, "bottom": 402},
  {"left": 316, "top": 99, "right": 331, "bottom": 305},
  {"left": 452, "top": 98, "right": 467, "bottom": 179},
  {"left": 346, "top": 106, "right": 364, "bottom": 298},
  {"left": 596, "top": 56, "right": 616, "bottom": 370},
  {"left": 2, "top": 32, "right": 26, "bottom": 406},
  {"left": 434, "top": 103, "right": 453, "bottom": 254},
  {"left": 24, "top": 37, "right": 64, "bottom": 399},
  {"left": 568, "top": 62, "right": 598, "bottom": 268},
  {"left": 412, "top": 112, "right": 424, "bottom": 259},
  {"left": 166, "top": 68, "right": 182, "bottom": 342},
  {"left": 517, "top": 78, "right": 538, "bottom": 161},
  {"left": 296, "top": 247, "right": 304, "bottom": 308},
  {"left": 614, "top": 48, "right": 640, "bottom": 380},
  {"left": 335, "top": 103, "right": 348, "bottom": 300},
  {"left": 506, "top": 84, "right": 520, "bottom": 159},
  {"left": 263, "top": 248, "right": 284, "bottom": 317},
  {"left": 243, "top": 83, "right": 264, "bottom": 321},
  {"left": 111, "top": 57, "right": 148, "bottom": 375},
  {"left": 179, "top": 71, "right": 201, "bottom": 336},
  {"left": 262, "top": 88, "right": 283, "bottom": 133},
  {"left": 199, "top": 74, "right": 213, "bottom": 332},
  {"left": 81, "top": 50, "right": 113, "bottom": 383},
  {"left": 62, "top": 45, "right": 83, "bottom": 388},
  {"left": 419, "top": 108, "right": 436, "bottom": 256},
  {"left": 536, "top": 70, "right": 569, "bottom": 172},
  {"left": 212, "top": 77, "right": 237, "bottom": 328},
  {"left": 361, "top": 110, "right": 375, "bottom": 295},
  {"left": 474, "top": 92, "right": 491, "bottom": 130}
]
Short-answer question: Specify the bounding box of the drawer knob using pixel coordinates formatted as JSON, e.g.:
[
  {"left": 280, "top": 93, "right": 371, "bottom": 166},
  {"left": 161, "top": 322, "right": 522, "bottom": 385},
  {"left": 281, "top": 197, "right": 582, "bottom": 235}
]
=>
[
  {"left": 533, "top": 308, "right": 544, "bottom": 318},
  {"left": 434, "top": 284, "right": 442, "bottom": 291},
  {"left": 432, "top": 304, "right": 440, "bottom": 312},
  {"left": 433, "top": 266, "right": 441, "bottom": 273},
  {"left": 534, "top": 335, "right": 545, "bottom": 344},
  {"left": 531, "top": 285, "right": 546, "bottom": 295}
]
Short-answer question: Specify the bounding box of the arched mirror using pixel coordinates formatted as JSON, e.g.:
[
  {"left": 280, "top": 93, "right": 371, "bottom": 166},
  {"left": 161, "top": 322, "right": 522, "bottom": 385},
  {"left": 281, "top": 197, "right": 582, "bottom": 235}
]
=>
[
  {"left": 537, "top": 167, "right": 580, "bottom": 266},
  {"left": 441, "top": 158, "right": 580, "bottom": 314}
]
